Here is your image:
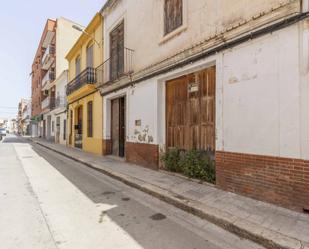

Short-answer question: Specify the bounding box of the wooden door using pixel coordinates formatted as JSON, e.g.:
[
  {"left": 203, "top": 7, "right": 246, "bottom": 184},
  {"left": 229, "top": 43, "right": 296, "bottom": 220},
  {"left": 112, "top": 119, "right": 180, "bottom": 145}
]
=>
[
  {"left": 75, "top": 106, "right": 83, "bottom": 149},
  {"left": 110, "top": 21, "right": 124, "bottom": 81},
  {"left": 111, "top": 97, "right": 126, "bottom": 157},
  {"left": 111, "top": 99, "right": 120, "bottom": 156},
  {"left": 56, "top": 116, "right": 60, "bottom": 143},
  {"left": 43, "top": 120, "right": 46, "bottom": 138},
  {"left": 119, "top": 97, "right": 126, "bottom": 157},
  {"left": 166, "top": 66, "right": 216, "bottom": 152}
]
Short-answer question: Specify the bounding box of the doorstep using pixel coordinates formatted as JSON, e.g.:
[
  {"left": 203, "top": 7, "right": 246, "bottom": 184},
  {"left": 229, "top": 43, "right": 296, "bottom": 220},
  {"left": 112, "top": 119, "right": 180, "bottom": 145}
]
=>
[{"left": 30, "top": 138, "right": 309, "bottom": 249}]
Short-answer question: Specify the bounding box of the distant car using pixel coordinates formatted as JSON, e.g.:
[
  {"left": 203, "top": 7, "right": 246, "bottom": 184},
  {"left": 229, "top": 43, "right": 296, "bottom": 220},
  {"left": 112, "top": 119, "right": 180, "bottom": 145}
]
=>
[{"left": 0, "top": 128, "right": 6, "bottom": 137}]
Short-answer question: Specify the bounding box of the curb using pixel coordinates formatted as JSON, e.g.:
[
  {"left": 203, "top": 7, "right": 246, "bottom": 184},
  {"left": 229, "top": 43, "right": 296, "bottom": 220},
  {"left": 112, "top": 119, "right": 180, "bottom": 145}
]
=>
[{"left": 32, "top": 140, "right": 307, "bottom": 249}]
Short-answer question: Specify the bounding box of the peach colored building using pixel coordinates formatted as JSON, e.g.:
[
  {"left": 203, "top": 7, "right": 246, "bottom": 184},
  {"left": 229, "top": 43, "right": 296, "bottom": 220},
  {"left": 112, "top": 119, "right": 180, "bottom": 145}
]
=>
[{"left": 31, "top": 19, "right": 56, "bottom": 137}]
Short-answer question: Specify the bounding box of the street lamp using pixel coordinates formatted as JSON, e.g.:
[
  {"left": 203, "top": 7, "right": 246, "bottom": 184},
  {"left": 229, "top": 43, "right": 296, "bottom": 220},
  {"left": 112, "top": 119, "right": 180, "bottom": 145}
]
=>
[{"left": 72, "top": 25, "right": 101, "bottom": 48}]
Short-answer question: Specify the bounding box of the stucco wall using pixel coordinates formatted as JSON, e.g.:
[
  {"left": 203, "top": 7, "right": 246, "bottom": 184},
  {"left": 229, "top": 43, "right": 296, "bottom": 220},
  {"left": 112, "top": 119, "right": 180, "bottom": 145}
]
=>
[
  {"left": 68, "top": 18, "right": 103, "bottom": 81},
  {"left": 68, "top": 91, "right": 103, "bottom": 155},
  {"left": 56, "top": 18, "right": 83, "bottom": 78},
  {"left": 102, "top": 0, "right": 301, "bottom": 73},
  {"left": 103, "top": 20, "right": 309, "bottom": 160}
]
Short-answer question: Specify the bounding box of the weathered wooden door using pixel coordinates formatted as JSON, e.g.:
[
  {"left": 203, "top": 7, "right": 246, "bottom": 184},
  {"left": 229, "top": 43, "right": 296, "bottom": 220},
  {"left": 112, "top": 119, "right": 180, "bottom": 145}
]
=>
[
  {"left": 75, "top": 106, "right": 83, "bottom": 149},
  {"left": 110, "top": 21, "right": 124, "bottom": 81},
  {"left": 56, "top": 116, "right": 60, "bottom": 143},
  {"left": 166, "top": 66, "right": 216, "bottom": 152},
  {"left": 111, "top": 97, "right": 126, "bottom": 157},
  {"left": 119, "top": 97, "right": 126, "bottom": 157},
  {"left": 43, "top": 120, "right": 46, "bottom": 139}
]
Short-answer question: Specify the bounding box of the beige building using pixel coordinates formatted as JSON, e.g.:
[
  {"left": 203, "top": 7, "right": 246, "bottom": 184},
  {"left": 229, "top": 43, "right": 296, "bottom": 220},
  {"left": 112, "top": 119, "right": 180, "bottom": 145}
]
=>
[{"left": 97, "top": 0, "right": 309, "bottom": 211}]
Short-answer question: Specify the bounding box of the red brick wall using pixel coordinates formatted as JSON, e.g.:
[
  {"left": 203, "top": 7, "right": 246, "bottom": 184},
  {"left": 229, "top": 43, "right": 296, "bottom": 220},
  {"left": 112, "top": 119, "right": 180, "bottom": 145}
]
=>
[
  {"left": 125, "top": 142, "right": 159, "bottom": 170},
  {"left": 216, "top": 151, "right": 309, "bottom": 212}
]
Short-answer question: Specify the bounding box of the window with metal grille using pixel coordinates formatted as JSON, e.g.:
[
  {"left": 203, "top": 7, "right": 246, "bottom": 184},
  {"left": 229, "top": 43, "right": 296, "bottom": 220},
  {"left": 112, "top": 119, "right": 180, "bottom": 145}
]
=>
[
  {"left": 164, "top": 0, "right": 183, "bottom": 35},
  {"left": 87, "top": 101, "right": 93, "bottom": 137}
]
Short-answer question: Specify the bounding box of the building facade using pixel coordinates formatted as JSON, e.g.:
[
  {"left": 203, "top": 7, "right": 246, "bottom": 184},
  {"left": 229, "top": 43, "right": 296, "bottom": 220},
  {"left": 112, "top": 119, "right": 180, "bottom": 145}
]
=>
[
  {"left": 66, "top": 13, "right": 104, "bottom": 155},
  {"left": 97, "top": 0, "right": 309, "bottom": 211},
  {"left": 21, "top": 100, "right": 31, "bottom": 135},
  {"left": 31, "top": 18, "right": 83, "bottom": 140},
  {"left": 31, "top": 19, "right": 56, "bottom": 138},
  {"left": 17, "top": 99, "right": 30, "bottom": 135},
  {"left": 49, "top": 70, "right": 68, "bottom": 145}
]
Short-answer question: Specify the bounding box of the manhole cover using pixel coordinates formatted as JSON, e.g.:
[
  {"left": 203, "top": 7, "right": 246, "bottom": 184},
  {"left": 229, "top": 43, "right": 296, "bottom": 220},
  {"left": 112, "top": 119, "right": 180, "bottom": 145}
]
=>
[{"left": 150, "top": 213, "right": 167, "bottom": 221}]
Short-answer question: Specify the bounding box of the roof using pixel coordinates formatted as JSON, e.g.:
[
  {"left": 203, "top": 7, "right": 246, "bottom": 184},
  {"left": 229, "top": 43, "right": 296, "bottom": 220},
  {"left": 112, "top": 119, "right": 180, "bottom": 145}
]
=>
[{"left": 100, "top": 0, "right": 119, "bottom": 15}]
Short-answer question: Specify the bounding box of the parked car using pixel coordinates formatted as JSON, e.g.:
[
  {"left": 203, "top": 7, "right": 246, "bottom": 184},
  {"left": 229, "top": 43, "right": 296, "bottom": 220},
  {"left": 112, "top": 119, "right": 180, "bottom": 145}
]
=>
[{"left": 0, "top": 128, "right": 7, "bottom": 137}]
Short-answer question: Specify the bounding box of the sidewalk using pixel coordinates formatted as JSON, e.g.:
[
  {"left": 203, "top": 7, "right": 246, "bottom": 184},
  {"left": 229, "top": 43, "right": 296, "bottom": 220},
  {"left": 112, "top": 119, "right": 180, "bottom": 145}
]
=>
[{"left": 30, "top": 138, "right": 309, "bottom": 249}]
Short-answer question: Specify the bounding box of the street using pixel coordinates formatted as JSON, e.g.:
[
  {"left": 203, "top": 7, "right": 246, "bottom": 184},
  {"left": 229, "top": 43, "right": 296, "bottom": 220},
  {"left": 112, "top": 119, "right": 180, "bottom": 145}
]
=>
[{"left": 0, "top": 135, "right": 265, "bottom": 249}]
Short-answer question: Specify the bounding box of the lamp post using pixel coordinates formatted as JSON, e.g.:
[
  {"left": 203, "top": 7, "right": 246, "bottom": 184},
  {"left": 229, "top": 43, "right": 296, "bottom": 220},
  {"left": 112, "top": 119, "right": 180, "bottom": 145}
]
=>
[{"left": 72, "top": 25, "right": 101, "bottom": 48}]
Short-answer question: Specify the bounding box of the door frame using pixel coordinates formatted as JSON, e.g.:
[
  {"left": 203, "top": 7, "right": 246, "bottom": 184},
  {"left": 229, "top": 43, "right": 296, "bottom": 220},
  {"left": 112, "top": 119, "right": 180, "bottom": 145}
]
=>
[
  {"left": 165, "top": 66, "right": 216, "bottom": 154},
  {"left": 74, "top": 105, "right": 83, "bottom": 149},
  {"left": 111, "top": 95, "right": 126, "bottom": 157}
]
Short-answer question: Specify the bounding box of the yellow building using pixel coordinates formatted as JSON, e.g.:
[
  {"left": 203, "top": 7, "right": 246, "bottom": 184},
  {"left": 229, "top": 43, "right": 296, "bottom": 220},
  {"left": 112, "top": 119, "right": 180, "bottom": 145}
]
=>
[{"left": 66, "top": 13, "right": 103, "bottom": 155}]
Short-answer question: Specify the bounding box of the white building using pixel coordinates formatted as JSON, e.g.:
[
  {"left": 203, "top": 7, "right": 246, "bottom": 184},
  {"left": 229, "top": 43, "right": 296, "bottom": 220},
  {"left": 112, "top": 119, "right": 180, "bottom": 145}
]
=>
[
  {"left": 48, "top": 70, "right": 68, "bottom": 145},
  {"left": 97, "top": 0, "right": 309, "bottom": 211}
]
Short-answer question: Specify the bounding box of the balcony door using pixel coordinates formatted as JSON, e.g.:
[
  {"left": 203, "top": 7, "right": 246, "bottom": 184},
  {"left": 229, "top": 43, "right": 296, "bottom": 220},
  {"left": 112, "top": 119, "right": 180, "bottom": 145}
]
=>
[
  {"left": 110, "top": 21, "right": 124, "bottom": 81},
  {"left": 86, "top": 44, "right": 94, "bottom": 68},
  {"left": 75, "top": 56, "right": 81, "bottom": 77}
]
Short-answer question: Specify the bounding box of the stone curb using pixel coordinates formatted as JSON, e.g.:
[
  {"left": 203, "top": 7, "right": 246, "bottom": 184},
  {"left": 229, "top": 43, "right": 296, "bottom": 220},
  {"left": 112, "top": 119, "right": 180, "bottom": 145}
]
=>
[{"left": 32, "top": 140, "right": 307, "bottom": 249}]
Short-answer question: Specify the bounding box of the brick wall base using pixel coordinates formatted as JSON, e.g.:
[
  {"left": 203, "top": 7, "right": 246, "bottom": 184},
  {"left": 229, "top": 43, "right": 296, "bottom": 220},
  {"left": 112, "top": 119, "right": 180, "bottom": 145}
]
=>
[
  {"left": 125, "top": 142, "right": 159, "bottom": 170},
  {"left": 216, "top": 151, "right": 309, "bottom": 212}
]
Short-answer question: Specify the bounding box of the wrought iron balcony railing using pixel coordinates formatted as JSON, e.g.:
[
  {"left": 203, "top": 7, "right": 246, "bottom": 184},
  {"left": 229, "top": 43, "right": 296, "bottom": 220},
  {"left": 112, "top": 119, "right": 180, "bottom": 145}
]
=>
[
  {"left": 96, "top": 47, "right": 134, "bottom": 86},
  {"left": 55, "top": 96, "right": 67, "bottom": 108},
  {"left": 41, "top": 97, "right": 55, "bottom": 110},
  {"left": 66, "top": 67, "right": 96, "bottom": 96},
  {"left": 42, "top": 44, "right": 55, "bottom": 69},
  {"left": 42, "top": 69, "right": 55, "bottom": 88}
]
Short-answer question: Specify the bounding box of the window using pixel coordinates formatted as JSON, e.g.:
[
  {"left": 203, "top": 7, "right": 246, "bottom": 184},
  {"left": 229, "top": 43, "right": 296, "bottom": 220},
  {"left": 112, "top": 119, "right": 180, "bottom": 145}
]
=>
[
  {"left": 164, "top": 0, "right": 183, "bottom": 35},
  {"left": 110, "top": 21, "right": 124, "bottom": 81},
  {"left": 86, "top": 44, "right": 94, "bottom": 68},
  {"left": 87, "top": 101, "right": 93, "bottom": 137},
  {"left": 75, "top": 56, "right": 81, "bottom": 76}
]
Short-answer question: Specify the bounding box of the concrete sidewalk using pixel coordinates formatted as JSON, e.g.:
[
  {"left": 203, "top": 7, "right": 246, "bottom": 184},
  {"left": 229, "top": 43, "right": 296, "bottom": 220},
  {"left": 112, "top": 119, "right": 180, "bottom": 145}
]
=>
[{"left": 30, "top": 138, "right": 309, "bottom": 249}]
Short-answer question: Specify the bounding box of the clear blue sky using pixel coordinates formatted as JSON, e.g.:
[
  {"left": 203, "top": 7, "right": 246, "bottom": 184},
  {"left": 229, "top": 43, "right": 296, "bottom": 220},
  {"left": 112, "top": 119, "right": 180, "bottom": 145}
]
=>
[{"left": 0, "top": 0, "right": 106, "bottom": 119}]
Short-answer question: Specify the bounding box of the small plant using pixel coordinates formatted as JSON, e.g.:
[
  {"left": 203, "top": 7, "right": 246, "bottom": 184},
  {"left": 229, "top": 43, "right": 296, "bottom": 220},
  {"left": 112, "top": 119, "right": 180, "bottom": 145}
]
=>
[
  {"left": 161, "top": 148, "right": 216, "bottom": 184},
  {"left": 160, "top": 148, "right": 182, "bottom": 173}
]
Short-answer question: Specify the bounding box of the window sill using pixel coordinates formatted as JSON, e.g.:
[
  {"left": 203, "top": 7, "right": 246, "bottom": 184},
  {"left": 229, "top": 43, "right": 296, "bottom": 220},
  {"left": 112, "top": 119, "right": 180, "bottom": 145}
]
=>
[{"left": 159, "top": 25, "right": 187, "bottom": 45}]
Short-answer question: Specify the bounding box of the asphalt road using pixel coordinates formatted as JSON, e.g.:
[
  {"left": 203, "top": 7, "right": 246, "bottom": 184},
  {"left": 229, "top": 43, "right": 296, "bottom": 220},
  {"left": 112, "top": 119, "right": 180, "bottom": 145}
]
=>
[{"left": 0, "top": 135, "right": 265, "bottom": 249}]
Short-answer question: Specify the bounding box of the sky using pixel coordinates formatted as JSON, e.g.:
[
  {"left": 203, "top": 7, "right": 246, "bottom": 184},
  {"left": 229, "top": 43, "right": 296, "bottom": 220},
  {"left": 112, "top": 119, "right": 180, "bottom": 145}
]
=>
[{"left": 0, "top": 0, "right": 106, "bottom": 119}]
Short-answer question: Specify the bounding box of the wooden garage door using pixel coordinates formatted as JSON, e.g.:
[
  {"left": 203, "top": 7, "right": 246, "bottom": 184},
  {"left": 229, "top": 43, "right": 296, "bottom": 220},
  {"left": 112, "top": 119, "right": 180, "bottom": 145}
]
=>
[{"left": 166, "top": 66, "right": 216, "bottom": 151}]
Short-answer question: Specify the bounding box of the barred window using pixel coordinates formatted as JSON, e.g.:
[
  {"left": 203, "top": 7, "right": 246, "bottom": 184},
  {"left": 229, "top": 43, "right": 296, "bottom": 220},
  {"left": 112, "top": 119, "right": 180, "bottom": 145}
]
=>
[
  {"left": 164, "top": 0, "right": 183, "bottom": 35},
  {"left": 87, "top": 101, "right": 93, "bottom": 137}
]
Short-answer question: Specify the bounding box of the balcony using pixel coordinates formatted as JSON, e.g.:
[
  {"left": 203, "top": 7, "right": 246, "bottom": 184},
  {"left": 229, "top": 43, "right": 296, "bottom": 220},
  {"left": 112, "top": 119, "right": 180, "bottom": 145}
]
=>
[
  {"left": 42, "top": 69, "right": 55, "bottom": 88},
  {"left": 96, "top": 47, "right": 134, "bottom": 86},
  {"left": 41, "top": 97, "right": 55, "bottom": 111},
  {"left": 55, "top": 96, "right": 67, "bottom": 108},
  {"left": 41, "top": 44, "right": 55, "bottom": 70},
  {"left": 66, "top": 67, "right": 96, "bottom": 96}
]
